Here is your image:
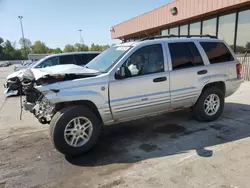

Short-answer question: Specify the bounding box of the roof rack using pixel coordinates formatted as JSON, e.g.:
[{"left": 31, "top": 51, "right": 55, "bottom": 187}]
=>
[{"left": 140, "top": 34, "right": 217, "bottom": 41}]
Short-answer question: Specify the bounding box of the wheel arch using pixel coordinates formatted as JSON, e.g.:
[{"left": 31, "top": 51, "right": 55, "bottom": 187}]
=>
[
  {"left": 195, "top": 81, "right": 226, "bottom": 105},
  {"left": 201, "top": 81, "right": 226, "bottom": 94},
  {"left": 54, "top": 100, "right": 103, "bottom": 124}
]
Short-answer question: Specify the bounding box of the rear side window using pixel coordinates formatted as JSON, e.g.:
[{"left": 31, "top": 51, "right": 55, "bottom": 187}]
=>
[
  {"left": 59, "top": 55, "right": 76, "bottom": 65},
  {"left": 74, "top": 54, "right": 99, "bottom": 65},
  {"left": 168, "top": 42, "right": 204, "bottom": 70},
  {"left": 200, "top": 42, "right": 234, "bottom": 64}
]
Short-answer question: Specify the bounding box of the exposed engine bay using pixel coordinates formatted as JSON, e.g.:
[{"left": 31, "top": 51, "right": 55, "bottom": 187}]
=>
[
  {"left": 24, "top": 86, "right": 55, "bottom": 124},
  {"left": 23, "top": 74, "right": 94, "bottom": 124},
  {"left": 8, "top": 64, "right": 100, "bottom": 123}
]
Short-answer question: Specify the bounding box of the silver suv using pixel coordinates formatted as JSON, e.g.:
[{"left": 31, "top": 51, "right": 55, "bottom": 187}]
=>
[{"left": 20, "top": 35, "right": 242, "bottom": 156}]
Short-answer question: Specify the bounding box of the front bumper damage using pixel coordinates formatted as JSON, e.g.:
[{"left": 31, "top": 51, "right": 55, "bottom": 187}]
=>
[
  {"left": 7, "top": 64, "right": 100, "bottom": 123},
  {"left": 4, "top": 89, "right": 18, "bottom": 97},
  {"left": 23, "top": 87, "right": 55, "bottom": 124},
  {"left": 4, "top": 77, "right": 20, "bottom": 97},
  {"left": 24, "top": 99, "right": 55, "bottom": 124}
]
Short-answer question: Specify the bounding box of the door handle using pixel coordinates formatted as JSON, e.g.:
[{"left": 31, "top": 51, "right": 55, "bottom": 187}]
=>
[
  {"left": 197, "top": 70, "right": 207, "bottom": 75},
  {"left": 153, "top": 77, "right": 167, "bottom": 83}
]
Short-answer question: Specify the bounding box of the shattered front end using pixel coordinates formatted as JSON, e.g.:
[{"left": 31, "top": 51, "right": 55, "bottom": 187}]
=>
[
  {"left": 4, "top": 77, "right": 20, "bottom": 97},
  {"left": 23, "top": 82, "right": 56, "bottom": 124},
  {"left": 14, "top": 64, "right": 101, "bottom": 124}
]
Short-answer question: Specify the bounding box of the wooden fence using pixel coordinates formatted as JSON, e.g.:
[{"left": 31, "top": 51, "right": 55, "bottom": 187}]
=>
[{"left": 236, "top": 55, "right": 250, "bottom": 82}]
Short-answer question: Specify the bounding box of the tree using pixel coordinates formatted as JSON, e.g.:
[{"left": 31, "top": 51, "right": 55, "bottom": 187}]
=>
[
  {"left": 31, "top": 41, "right": 48, "bottom": 54},
  {"left": 245, "top": 42, "right": 250, "bottom": 51},
  {"left": 0, "top": 37, "right": 3, "bottom": 59},
  {"left": 2, "top": 40, "right": 24, "bottom": 60},
  {"left": 53, "top": 47, "right": 62, "bottom": 53},
  {"left": 235, "top": 45, "right": 246, "bottom": 54},
  {"left": 19, "top": 38, "right": 32, "bottom": 48},
  {"left": 63, "top": 44, "right": 75, "bottom": 52},
  {"left": 2, "top": 40, "right": 16, "bottom": 59},
  {"left": 90, "top": 43, "right": 110, "bottom": 51},
  {"left": 90, "top": 43, "right": 100, "bottom": 51},
  {"left": 0, "top": 36, "right": 111, "bottom": 60},
  {"left": 74, "top": 43, "right": 89, "bottom": 52},
  {"left": 101, "top": 45, "right": 110, "bottom": 51},
  {"left": 19, "top": 38, "right": 32, "bottom": 56}
]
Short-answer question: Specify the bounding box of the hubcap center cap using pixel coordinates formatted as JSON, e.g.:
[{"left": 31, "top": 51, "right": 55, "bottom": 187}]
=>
[{"left": 76, "top": 129, "right": 82, "bottom": 135}]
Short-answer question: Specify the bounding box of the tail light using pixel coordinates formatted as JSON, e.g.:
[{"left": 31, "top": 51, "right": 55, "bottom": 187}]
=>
[{"left": 236, "top": 63, "right": 242, "bottom": 79}]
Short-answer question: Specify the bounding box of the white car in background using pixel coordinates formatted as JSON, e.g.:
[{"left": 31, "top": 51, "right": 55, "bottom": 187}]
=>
[{"left": 4, "top": 51, "right": 100, "bottom": 97}]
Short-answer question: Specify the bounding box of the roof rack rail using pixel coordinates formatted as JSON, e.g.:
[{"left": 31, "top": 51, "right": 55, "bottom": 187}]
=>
[{"left": 140, "top": 34, "right": 217, "bottom": 41}]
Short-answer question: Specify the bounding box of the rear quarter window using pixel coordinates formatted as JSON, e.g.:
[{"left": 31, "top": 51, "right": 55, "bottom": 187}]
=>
[{"left": 200, "top": 42, "right": 234, "bottom": 64}]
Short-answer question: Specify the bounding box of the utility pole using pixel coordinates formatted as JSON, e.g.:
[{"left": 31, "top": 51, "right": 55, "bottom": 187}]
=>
[
  {"left": 18, "top": 16, "right": 27, "bottom": 59},
  {"left": 79, "top": 29, "right": 82, "bottom": 44}
]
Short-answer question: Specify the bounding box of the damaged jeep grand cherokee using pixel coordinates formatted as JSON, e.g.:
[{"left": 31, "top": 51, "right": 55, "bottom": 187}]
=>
[{"left": 17, "top": 35, "right": 242, "bottom": 156}]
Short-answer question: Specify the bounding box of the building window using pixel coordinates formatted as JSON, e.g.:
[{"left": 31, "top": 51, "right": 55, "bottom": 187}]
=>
[
  {"left": 189, "top": 22, "right": 201, "bottom": 35},
  {"left": 200, "top": 42, "right": 234, "bottom": 64},
  {"left": 169, "top": 27, "right": 179, "bottom": 35},
  {"left": 202, "top": 18, "right": 217, "bottom": 36},
  {"left": 161, "top": 29, "right": 169, "bottom": 36},
  {"left": 218, "top": 13, "right": 236, "bottom": 50},
  {"left": 180, "top": 25, "right": 188, "bottom": 35},
  {"left": 236, "top": 9, "right": 250, "bottom": 54}
]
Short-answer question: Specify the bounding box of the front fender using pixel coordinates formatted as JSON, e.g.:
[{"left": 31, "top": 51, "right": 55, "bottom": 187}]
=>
[
  {"left": 44, "top": 89, "right": 108, "bottom": 106},
  {"left": 43, "top": 88, "right": 113, "bottom": 125}
]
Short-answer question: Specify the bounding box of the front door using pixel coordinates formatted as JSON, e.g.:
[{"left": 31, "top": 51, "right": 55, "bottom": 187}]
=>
[{"left": 109, "top": 44, "right": 170, "bottom": 121}]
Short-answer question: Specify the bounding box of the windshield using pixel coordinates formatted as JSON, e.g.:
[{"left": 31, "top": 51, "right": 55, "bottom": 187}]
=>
[
  {"left": 85, "top": 46, "right": 131, "bottom": 72},
  {"left": 26, "top": 61, "right": 36, "bottom": 67},
  {"left": 31, "top": 56, "right": 48, "bottom": 68}
]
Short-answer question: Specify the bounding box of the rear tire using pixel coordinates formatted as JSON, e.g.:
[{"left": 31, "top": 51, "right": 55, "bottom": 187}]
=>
[
  {"left": 49, "top": 105, "right": 102, "bottom": 156},
  {"left": 193, "top": 87, "right": 224, "bottom": 122}
]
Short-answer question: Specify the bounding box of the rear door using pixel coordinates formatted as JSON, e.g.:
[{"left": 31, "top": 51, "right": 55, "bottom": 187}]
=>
[
  {"left": 74, "top": 53, "right": 99, "bottom": 66},
  {"left": 167, "top": 42, "right": 209, "bottom": 109}
]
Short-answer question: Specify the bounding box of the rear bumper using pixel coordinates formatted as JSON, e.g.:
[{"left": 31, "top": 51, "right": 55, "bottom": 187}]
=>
[{"left": 225, "top": 78, "right": 243, "bottom": 97}]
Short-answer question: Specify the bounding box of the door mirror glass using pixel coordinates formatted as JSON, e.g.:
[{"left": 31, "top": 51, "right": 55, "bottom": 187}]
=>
[{"left": 115, "top": 67, "right": 126, "bottom": 79}]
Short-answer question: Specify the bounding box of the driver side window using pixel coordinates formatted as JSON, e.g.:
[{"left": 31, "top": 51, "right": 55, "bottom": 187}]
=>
[
  {"left": 122, "top": 44, "right": 164, "bottom": 78},
  {"left": 38, "top": 57, "right": 59, "bottom": 68}
]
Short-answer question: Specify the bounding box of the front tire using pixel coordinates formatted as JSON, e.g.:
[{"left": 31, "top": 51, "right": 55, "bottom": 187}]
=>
[
  {"left": 193, "top": 87, "right": 224, "bottom": 122},
  {"left": 49, "top": 106, "right": 102, "bottom": 156}
]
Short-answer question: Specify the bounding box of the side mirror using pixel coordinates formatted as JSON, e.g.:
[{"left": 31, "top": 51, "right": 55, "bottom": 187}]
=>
[{"left": 115, "top": 67, "right": 126, "bottom": 79}]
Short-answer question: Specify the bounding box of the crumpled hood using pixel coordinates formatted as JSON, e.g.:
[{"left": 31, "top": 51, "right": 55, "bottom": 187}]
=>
[
  {"left": 14, "top": 64, "right": 100, "bottom": 81},
  {"left": 7, "top": 69, "right": 24, "bottom": 80}
]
